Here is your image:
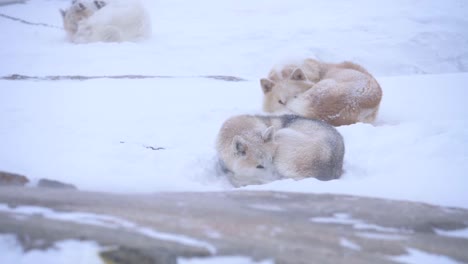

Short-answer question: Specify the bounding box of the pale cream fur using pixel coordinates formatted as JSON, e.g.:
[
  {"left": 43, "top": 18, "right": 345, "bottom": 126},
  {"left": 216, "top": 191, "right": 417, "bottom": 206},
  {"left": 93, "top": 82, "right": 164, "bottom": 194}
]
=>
[
  {"left": 61, "top": 0, "right": 99, "bottom": 40},
  {"left": 60, "top": 0, "right": 151, "bottom": 43},
  {"left": 216, "top": 115, "right": 344, "bottom": 187},
  {"left": 260, "top": 59, "right": 382, "bottom": 126}
]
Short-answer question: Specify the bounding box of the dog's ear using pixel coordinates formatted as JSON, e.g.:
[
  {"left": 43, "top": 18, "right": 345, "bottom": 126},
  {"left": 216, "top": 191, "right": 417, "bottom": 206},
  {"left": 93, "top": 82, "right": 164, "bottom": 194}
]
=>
[
  {"left": 262, "top": 126, "right": 275, "bottom": 142},
  {"left": 291, "top": 68, "right": 306, "bottom": 81},
  {"left": 260, "top": 78, "right": 274, "bottom": 94},
  {"left": 232, "top": 136, "right": 248, "bottom": 156},
  {"left": 60, "top": 9, "right": 66, "bottom": 18},
  {"left": 94, "top": 0, "right": 106, "bottom": 9}
]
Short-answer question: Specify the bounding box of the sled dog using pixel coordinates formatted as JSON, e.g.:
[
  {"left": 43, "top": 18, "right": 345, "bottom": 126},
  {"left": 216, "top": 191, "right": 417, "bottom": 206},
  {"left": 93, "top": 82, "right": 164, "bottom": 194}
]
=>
[
  {"left": 216, "top": 114, "right": 344, "bottom": 187},
  {"left": 260, "top": 59, "right": 382, "bottom": 126},
  {"left": 60, "top": 0, "right": 151, "bottom": 43}
]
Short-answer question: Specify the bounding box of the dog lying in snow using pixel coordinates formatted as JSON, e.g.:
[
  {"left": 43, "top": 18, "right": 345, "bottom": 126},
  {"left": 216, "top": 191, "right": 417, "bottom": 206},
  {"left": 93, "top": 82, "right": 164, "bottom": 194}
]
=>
[
  {"left": 216, "top": 114, "right": 344, "bottom": 187},
  {"left": 60, "top": 0, "right": 151, "bottom": 43},
  {"left": 260, "top": 59, "right": 382, "bottom": 126}
]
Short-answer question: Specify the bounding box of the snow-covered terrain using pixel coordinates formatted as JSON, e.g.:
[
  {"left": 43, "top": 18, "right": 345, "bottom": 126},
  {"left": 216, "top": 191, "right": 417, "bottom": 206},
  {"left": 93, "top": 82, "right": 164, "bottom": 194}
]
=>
[
  {"left": 0, "top": 204, "right": 217, "bottom": 253},
  {"left": 391, "top": 248, "right": 462, "bottom": 264},
  {"left": 1, "top": 0, "right": 468, "bottom": 77},
  {"left": 0, "top": 0, "right": 467, "bottom": 211},
  {"left": 0, "top": 232, "right": 271, "bottom": 264},
  {"left": 0, "top": 235, "right": 103, "bottom": 264}
]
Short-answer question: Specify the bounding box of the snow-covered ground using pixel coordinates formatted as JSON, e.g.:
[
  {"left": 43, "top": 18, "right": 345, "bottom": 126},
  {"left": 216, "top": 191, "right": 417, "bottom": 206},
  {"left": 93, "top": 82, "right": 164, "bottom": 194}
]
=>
[
  {"left": 0, "top": 0, "right": 467, "bottom": 210},
  {"left": 1, "top": 0, "right": 468, "bottom": 77},
  {"left": 0, "top": 232, "right": 271, "bottom": 264},
  {"left": 390, "top": 248, "right": 462, "bottom": 264},
  {"left": 0, "top": 235, "right": 103, "bottom": 264},
  {"left": 0, "top": 233, "right": 271, "bottom": 264}
]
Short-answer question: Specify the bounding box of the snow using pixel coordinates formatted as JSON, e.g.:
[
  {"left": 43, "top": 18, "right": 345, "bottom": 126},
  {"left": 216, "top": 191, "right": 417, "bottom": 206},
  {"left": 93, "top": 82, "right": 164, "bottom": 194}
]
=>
[
  {"left": 178, "top": 256, "right": 274, "bottom": 264},
  {"left": 0, "top": 0, "right": 467, "bottom": 210},
  {"left": 310, "top": 213, "right": 402, "bottom": 233},
  {"left": 339, "top": 238, "right": 361, "bottom": 251},
  {"left": 391, "top": 248, "right": 462, "bottom": 264},
  {"left": 356, "top": 232, "right": 407, "bottom": 241},
  {"left": 1, "top": 0, "right": 468, "bottom": 77},
  {"left": 0, "top": 204, "right": 217, "bottom": 254},
  {"left": 435, "top": 228, "right": 468, "bottom": 240},
  {"left": 0, "top": 234, "right": 103, "bottom": 264},
  {"left": 0, "top": 233, "right": 271, "bottom": 264},
  {"left": 247, "top": 73, "right": 468, "bottom": 208},
  {"left": 248, "top": 204, "right": 284, "bottom": 212}
]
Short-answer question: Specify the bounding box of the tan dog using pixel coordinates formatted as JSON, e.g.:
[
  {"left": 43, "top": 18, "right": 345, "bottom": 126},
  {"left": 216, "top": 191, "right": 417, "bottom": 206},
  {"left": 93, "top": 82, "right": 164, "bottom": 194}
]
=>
[
  {"left": 260, "top": 59, "right": 382, "bottom": 126},
  {"left": 216, "top": 114, "right": 345, "bottom": 187}
]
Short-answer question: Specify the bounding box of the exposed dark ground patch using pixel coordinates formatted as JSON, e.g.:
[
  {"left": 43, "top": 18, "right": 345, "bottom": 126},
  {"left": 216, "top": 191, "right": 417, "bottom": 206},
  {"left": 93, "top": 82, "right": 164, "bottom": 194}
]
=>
[
  {"left": 0, "top": 12, "right": 62, "bottom": 29},
  {"left": 0, "top": 74, "right": 247, "bottom": 82}
]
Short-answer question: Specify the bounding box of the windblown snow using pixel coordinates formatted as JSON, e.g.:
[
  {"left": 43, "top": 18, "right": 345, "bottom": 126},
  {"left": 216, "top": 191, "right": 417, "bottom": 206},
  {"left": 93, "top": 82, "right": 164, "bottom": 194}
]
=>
[{"left": 0, "top": 0, "right": 467, "bottom": 209}]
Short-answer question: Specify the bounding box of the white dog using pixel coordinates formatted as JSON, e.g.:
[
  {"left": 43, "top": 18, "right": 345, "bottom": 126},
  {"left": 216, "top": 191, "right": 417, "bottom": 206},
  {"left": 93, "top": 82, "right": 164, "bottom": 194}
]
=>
[{"left": 60, "top": 0, "right": 151, "bottom": 43}]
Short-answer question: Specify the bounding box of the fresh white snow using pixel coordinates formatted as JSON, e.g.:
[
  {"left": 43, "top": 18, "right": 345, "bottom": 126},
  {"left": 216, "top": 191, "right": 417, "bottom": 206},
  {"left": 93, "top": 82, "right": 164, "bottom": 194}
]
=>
[
  {"left": 178, "top": 256, "right": 274, "bottom": 264},
  {"left": 0, "top": 234, "right": 103, "bottom": 264},
  {"left": 0, "top": 233, "right": 272, "bottom": 264},
  {"left": 1, "top": 0, "right": 467, "bottom": 77},
  {"left": 248, "top": 204, "right": 284, "bottom": 212},
  {"left": 247, "top": 73, "right": 468, "bottom": 208},
  {"left": 0, "top": 204, "right": 217, "bottom": 254},
  {"left": 435, "top": 228, "right": 468, "bottom": 240},
  {"left": 310, "top": 213, "right": 402, "bottom": 233},
  {"left": 391, "top": 248, "right": 462, "bottom": 264},
  {"left": 339, "top": 238, "right": 361, "bottom": 251},
  {"left": 356, "top": 232, "right": 407, "bottom": 241},
  {"left": 0, "top": 0, "right": 467, "bottom": 210}
]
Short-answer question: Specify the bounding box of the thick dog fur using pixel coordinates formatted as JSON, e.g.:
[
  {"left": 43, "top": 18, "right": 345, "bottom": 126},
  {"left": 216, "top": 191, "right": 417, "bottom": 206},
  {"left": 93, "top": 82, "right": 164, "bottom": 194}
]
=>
[
  {"left": 60, "top": 0, "right": 151, "bottom": 43},
  {"left": 216, "top": 114, "right": 344, "bottom": 187},
  {"left": 260, "top": 59, "right": 382, "bottom": 126},
  {"left": 60, "top": 0, "right": 100, "bottom": 39}
]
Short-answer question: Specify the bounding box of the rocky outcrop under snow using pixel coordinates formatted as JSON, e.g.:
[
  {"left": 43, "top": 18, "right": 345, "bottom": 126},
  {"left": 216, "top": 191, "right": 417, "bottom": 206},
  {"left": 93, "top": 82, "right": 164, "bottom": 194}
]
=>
[{"left": 0, "top": 186, "right": 467, "bottom": 264}]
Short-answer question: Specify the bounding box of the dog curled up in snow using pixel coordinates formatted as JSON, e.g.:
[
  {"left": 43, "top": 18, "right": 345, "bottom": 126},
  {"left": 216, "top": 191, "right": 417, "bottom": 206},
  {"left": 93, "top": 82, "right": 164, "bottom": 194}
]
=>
[
  {"left": 60, "top": 0, "right": 101, "bottom": 39},
  {"left": 216, "top": 114, "right": 344, "bottom": 187},
  {"left": 260, "top": 59, "right": 382, "bottom": 126},
  {"left": 60, "top": 0, "right": 151, "bottom": 43}
]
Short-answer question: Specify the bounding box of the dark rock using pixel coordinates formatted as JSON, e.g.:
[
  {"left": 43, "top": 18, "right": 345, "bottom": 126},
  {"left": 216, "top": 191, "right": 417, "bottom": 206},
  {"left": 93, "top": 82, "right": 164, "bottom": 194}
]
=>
[
  {"left": 100, "top": 247, "right": 177, "bottom": 264},
  {"left": 37, "top": 179, "right": 77, "bottom": 190},
  {"left": 203, "top": 75, "right": 246, "bottom": 82},
  {"left": 0, "top": 171, "right": 29, "bottom": 186}
]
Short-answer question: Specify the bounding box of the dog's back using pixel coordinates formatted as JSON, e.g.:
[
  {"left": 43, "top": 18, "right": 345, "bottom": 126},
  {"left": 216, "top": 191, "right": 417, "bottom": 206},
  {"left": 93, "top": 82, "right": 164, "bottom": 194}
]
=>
[
  {"left": 83, "top": 0, "right": 152, "bottom": 42},
  {"left": 274, "top": 115, "right": 345, "bottom": 180}
]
